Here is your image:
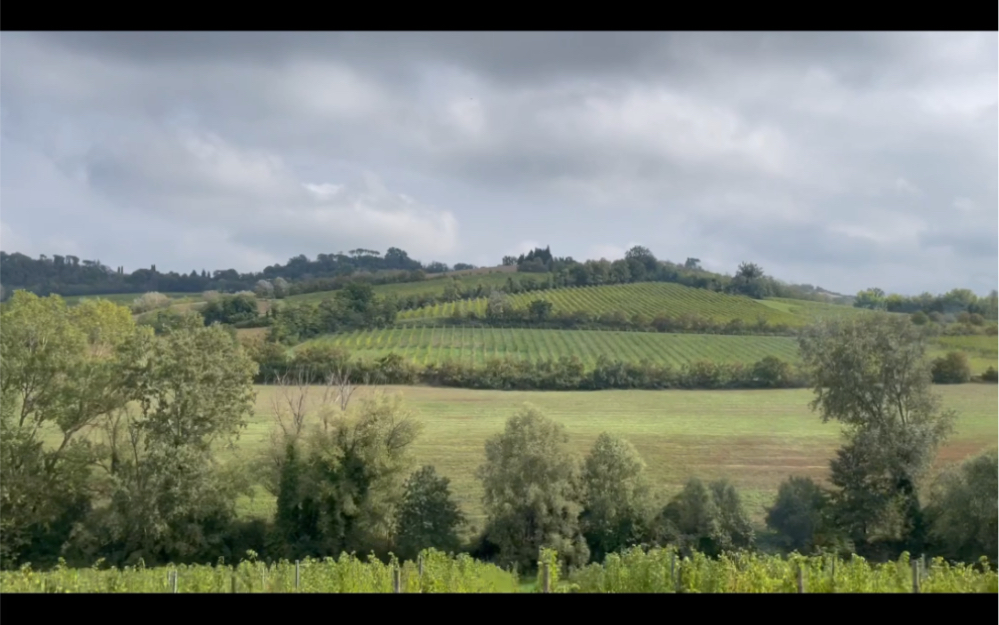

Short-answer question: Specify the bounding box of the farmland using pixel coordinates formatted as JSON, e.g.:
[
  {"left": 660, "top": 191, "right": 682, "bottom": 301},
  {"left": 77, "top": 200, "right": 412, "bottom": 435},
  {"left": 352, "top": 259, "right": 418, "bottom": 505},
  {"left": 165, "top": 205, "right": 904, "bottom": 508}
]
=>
[
  {"left": 397, "top": 282, "right": 808, "bottom": 325},
  {"left": 232, "top": 384, "right": 998, "bottom": 529},
  {"left": 285, "top": 270, "right": 527, "bottom": 304},
  {"left": 298, "top": 327, "right": 801, "bottom": 367}
]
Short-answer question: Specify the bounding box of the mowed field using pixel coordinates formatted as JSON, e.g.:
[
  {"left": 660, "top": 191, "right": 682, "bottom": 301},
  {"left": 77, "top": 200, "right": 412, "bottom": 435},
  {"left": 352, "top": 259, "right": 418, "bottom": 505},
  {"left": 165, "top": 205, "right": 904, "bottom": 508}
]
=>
[
  {"left": 232, "top": 384, "right": 998, "bottom": 531},
  {"left": 299, "top": 327, "right": 801, "bottom": 367}
]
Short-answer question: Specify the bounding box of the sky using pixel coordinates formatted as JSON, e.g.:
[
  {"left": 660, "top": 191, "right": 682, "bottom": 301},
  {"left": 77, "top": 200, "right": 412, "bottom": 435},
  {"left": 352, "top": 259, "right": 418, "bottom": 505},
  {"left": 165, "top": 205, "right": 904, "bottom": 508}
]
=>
[{"left": 1, "top": 32, "right": 996, "bottom": 296}]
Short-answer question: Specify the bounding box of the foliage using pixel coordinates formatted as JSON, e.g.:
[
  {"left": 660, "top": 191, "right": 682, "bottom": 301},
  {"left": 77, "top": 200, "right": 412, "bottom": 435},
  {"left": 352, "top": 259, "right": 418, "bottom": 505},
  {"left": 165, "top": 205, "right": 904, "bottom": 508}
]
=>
[
  {"left": 393, "top": 466, "right": 465, "bottom": 561},
  {"left": 476, "top": 405, "right": 589, "bottom": 572},
  {"left": 579, "top": 433, "right": 654, "bottom": 562},
  {"left": 931, "top": 351, "right": 972, "bottom": 384},
  {"left": 201, "top": 293, "right": 259, "bottom": 326},
  {"left": 0, "top": 292, "right": 146, "bottom": 567},
  {"left": 925, "top": 450, "right": 998, "bottom": 566},
  {"left": 797, "top": 313, "right": 955, "bottom": 558},
  {"left": 765, "top": 476, "right": 833, "bottom": 554},
  {"left": 272, "top": 392, "right": 422, "bottom": 560},
  {"left": 656, "top": 478, "right": 754, "bottom": 558},
  {"left": 566, "top": 547, "right": 997, "bottom": 593},
  {"left": 0, "top": 549, "right": 518, "bottom": 593},
  {"left": 131, "top": 292, "right": 173, "bottom": 314}
]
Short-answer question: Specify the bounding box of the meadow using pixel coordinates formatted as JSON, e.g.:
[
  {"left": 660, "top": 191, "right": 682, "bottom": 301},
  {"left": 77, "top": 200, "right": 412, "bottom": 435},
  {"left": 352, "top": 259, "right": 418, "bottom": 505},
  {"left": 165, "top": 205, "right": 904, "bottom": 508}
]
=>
[{"left": 231, "top": 384, "right": 998, "bottom": 531}]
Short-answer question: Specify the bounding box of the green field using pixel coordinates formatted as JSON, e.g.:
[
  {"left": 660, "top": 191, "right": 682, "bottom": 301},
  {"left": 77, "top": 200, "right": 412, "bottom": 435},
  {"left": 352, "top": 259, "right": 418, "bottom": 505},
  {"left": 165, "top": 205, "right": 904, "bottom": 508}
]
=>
[
  {"left": 398, "top": 282, "right": 807, "bottom": 324},
  {"left": 232, "top": 384, "right": 998, "bottom": 530},
  {"left": 299, "top": 327, "right": 801, "bottom": 366}
]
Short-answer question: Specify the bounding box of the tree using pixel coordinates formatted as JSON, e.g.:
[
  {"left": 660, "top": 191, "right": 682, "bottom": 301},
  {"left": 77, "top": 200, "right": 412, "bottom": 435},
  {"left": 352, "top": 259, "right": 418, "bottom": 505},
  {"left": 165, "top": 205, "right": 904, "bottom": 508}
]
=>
[
  {"left": 131, "top": 291, "right": 171, "bottom": 314},
  {"left": 501, "top": 256, "right": 517, "bottom": 266},
  {"left": 393, "top": 466, "right": 465, "bottom": 560},
  {"left": 476, "top": 405, "right": 589, "bottom": 571},
  {"left": 656, "top": 478, "right": 753, "bottom": 557},
  {"left": 272, "top": 277, "right": 290, "bottom": 299},
  {"left": 485, "top": 291, "right": 515, "bottom": 320},
  {"left": 684, "top": 258, "right": 702, "bottom": 270},
  {"left": 796, "top": 313, "right": 955, "bottom": 556},
  {"left": 579, "top": 433, "right": 653, "bottom": 562},
  {"left": 275, "top": 392, "right": 422, "bottom": 559},
  {"left": 0, "top": 293, "right": 146, "bottom": 567},
  {"left": 69, "top": 314, "right": 259, "bottom": 565},
  {"left": 931, "top": 352, "right": 971, "bottom": 384},
  {"left": 735, "top": 262, "right": 764, "bottom": 280},
  {"left": 255, "top": 280, "right": 275, "bottom": 299},
  {"left": 925, "top": 449, "right": 997, "bottom": 565},
  {"left": 528, "top": 299, "right": 554, "bottom": 322},
  {"left": 765, "top": 476, "right": 831, "bottom": 554},
  {"left": 854, "top": 288, "right": 887, "bottom": 310}
]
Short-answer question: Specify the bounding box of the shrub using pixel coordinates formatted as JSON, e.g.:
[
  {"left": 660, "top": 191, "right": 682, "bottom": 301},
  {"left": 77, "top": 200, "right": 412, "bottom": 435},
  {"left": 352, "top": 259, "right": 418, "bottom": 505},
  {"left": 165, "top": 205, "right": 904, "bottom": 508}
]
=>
[
  {"left": 982, "top": 367, "right": 998, "bottom": 383},
  {"left": 931, "top": 351, "right": 972, "bottom": 384},
  {"left": 131, "top": 291, "right": 172, "bottom": 314},
  {"left": 765, "top": 476, "right": 830, "bottom": 554}
]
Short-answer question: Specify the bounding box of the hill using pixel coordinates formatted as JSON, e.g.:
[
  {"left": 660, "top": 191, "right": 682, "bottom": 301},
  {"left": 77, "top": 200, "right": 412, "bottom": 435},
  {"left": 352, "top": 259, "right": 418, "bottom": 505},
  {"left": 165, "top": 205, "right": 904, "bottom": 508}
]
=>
[{"left": 396, "top": 282, "right": 829, "bottom": 326}]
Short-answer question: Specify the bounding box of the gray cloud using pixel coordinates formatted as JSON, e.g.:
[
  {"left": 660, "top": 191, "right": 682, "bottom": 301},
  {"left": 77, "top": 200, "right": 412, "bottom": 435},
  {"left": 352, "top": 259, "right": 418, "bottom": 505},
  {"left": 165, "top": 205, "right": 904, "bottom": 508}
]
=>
[{"left": 1, "top": 31, "right": 995, "bottom": 294}]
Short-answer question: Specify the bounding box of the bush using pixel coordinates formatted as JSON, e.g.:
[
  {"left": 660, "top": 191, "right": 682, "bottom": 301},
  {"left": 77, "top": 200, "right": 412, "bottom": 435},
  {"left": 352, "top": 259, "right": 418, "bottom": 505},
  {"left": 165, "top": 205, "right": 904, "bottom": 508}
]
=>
[
  {"left": 131, "top": 291, "right": 172, "bottom": 314},
  {"left": 765, "top": 476, "right": 829, "bottom": 554},
  {"left": 910, "top": 311, "right": 929, "bottom": 326},
  {"left": 925, "top": 450, "right": 998, "bottom": 566},
  {"left": 931, "top": 351, "right": 972, "bottom": 384},
  {"left": 982, "top": 367, "right": 998, "bottom": 383}
]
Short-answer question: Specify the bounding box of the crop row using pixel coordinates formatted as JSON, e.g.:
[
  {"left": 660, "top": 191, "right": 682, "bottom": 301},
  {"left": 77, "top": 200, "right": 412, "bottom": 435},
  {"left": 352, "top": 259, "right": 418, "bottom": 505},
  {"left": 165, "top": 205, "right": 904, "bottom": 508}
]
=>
[
  {"left": 398, "top": 282, "right": 803, "bottom": 325},
  {"left": 300, "top": 327, "right": 800, "bottom": 367},
  {"left": 555, "top": 548, "right": 997, "bottom": 594},
  {"left": 0, "top": 550, "right": 517, "bottom": 594}
]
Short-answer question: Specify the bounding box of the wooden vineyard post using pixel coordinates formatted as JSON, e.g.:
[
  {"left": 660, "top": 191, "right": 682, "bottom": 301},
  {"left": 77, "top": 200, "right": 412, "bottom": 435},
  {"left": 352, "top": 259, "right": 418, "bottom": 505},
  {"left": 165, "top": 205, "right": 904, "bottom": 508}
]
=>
[
  {"left": 911, "top": 558, "right": 920, "bottom": 594},
  {"left": 295, "top": 561, "right": 301, "bottom": 592},
  {"left": 542, "top": 562, "right": 551, "bottom": 594},
  {"left": 796, "top": 563, "right": 805, "bottom": 594},
  {"left": 830, "top": 557, "right": 836, "bottom": 593},
  {"left": 261, "top": 564, "right": 267, "bottom": 593},
  {"left": 393, "top": 566, "right": 402, "bottom": 594},
  {"left": 418, "top": 555, "right": 424, "bottom": 593},
  {"left": 669, "top": 550, "right": 676, "bottom": 593},
  {"left": 171, "top": 570, "right": 179, "bottom": 594},
  {"left": 231, "top": 570, "right": 237, "bottom": 594},
  {"left": 920, "top": 554, "right": 927, "bottom": 582}
]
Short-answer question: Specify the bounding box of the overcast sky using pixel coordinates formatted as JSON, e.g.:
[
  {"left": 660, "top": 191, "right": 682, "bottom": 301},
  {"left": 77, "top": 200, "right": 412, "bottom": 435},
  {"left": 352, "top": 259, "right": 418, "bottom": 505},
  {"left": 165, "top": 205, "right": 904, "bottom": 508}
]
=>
[{"left": 1, "top": 32, "right": 996, "bottom": 295}]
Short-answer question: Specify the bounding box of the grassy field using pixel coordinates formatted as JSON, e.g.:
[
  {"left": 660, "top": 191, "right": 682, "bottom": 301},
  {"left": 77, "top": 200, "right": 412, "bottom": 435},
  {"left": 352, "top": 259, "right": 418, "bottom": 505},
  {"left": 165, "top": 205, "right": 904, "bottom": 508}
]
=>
[
  {"left": 232, "top": 384, "right": 998, "bottom": 532},
  {"left": 298, "top": 327, "right": 801, "bottom": 367},
  {"left": 398, "top": 282, "right": 807, "bottom": 325}
]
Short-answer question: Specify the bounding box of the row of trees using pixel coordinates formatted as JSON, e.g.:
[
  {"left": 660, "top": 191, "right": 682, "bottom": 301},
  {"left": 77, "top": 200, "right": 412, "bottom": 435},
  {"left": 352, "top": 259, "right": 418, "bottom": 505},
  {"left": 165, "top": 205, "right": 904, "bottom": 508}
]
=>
[
  {"left": 856, "top": 287, "right": 999, "bottom": 321},
  {"left": 0, "top": 248, "right": 463, "bottom": 300}
]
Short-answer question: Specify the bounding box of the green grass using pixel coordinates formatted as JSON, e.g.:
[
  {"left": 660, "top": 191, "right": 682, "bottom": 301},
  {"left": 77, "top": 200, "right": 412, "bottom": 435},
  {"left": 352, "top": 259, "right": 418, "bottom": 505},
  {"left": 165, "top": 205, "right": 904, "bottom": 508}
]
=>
[
  {"left": 298, "top": 327, "right": 801, "bottom": 367},
  {"left": 398, "top": 282, "right": 805, "bottom": 325},
  {"left": 233, "top": 384, "right": 998, "bottom": 531}
]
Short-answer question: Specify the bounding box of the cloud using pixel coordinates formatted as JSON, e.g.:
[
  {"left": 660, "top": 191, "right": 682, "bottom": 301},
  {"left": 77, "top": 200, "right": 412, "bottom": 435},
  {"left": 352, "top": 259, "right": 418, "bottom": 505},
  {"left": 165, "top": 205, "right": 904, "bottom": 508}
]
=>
[{"left": 0, "top": 32, "right": 995, "bottom": 294}]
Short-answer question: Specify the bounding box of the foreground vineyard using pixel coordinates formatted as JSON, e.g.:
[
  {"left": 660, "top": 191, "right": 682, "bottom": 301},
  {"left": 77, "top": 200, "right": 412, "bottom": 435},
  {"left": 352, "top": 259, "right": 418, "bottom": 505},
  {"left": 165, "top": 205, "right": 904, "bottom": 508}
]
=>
[
  {"left": 0, "top": 550, "right": 518, "bottom": 593},
  {"left": 300, "top": 327, "right": 800, "bottom": 366},
  {"left": 4, "top": 548, "right": 995, "bottom": 593},
  {"left": 397, "top": 282, "right": 804, "bottom": 325},
  {"left": 559, "top": 548, "right": 998, "bottom": 593}
]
